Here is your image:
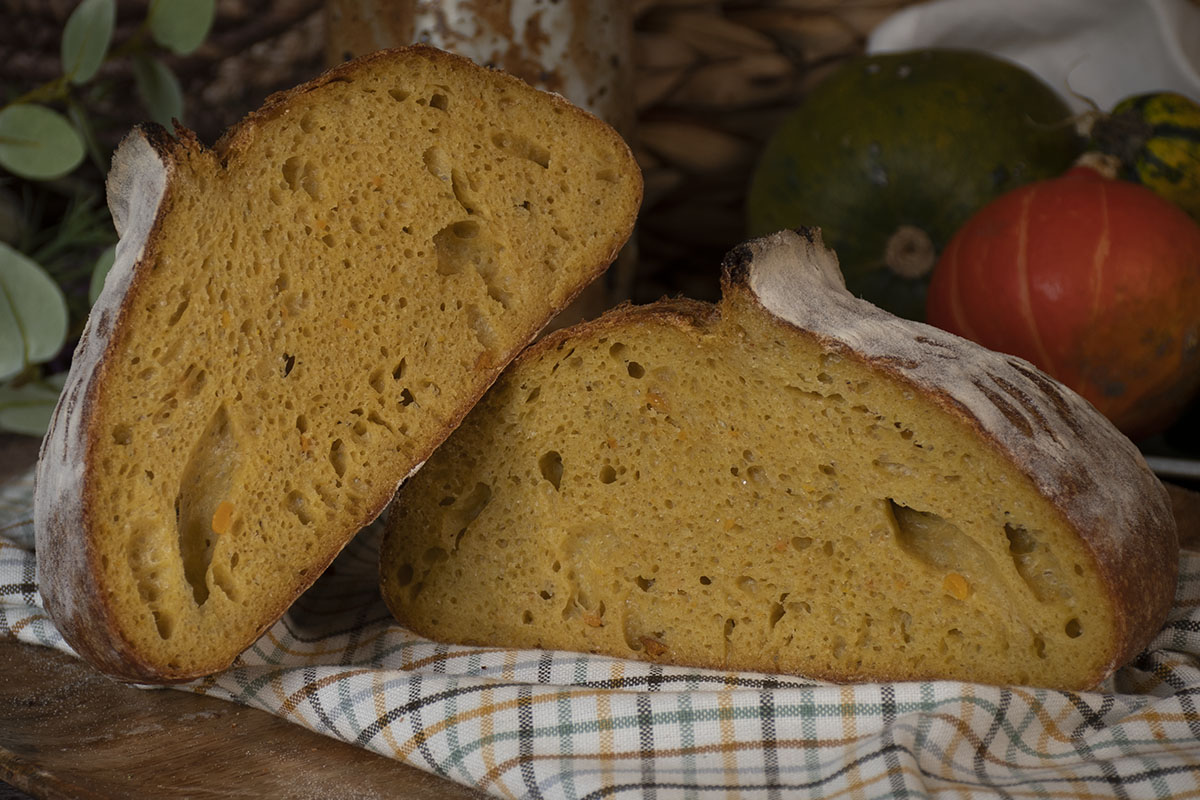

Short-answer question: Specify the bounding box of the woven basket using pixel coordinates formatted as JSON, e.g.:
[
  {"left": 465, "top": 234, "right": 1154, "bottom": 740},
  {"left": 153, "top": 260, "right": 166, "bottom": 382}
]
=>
[
  {"left": 629, "top": 0, "right": 919, "bottom": 302},
  {"left": 1, "top": 1, "right": 916, "bottom": 308},
  {"left": 323, "top": 0, "right": 919, "bottom": 305}
]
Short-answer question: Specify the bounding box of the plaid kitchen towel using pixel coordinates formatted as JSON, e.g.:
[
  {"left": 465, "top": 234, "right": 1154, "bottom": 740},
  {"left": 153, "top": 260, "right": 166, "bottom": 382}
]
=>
[{"left": 3, "top": 464, "right": 1200, "bottom": 799}]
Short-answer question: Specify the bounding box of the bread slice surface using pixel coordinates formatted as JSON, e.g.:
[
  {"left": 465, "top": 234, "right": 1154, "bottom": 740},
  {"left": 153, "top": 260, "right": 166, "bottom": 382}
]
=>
[
  {"left": 34, "top": 45, "right": 641, "bottom": 683},
  {"left": 381, "top": 229, "right": 1176, "bottom": 691}
]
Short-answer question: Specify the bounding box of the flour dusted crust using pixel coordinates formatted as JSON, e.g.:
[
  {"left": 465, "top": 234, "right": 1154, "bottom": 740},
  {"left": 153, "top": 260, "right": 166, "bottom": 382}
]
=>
[
  {"left": 382, "top": 229, "right": 1176, "bottom": 690},
  {"left": 35, "top": 127, "right": 176, "bottom": 674},
  {"left": 34, "top": 45, "right": 641, "bottom": 682},
  {"left": 727, "top": 229, "right": 1178, "bottom": 679}
]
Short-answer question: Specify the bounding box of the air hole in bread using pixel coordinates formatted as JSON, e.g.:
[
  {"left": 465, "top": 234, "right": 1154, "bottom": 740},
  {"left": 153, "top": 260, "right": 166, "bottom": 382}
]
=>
[
  {"left": 281, "top": 157, "right": 322, "bottom": 201},
  {"left": 128, "top": 525, "right": 171, "bottom": 637},
  {"left": 888, "top": 500, "right": 998, "bottom": 586},
  {"left": 429, "top": 92, "right": 449, "bottom": 111},
  {"left": 167, "top": 297, "right": 190, "bottom": 327},
  {"left": 152, "top": 610, "right": 175, "bottom": 640},
  {"left": 176, "top": 404, "right": 240, "bottom": 606},
  {"left": 423, "top": 146, "right": 451, "bottom": 183},
  {"left": 388, "top": 87, "right": 410, "bottom": 102},
  {"left": 328, "top": 439, "right": 347, "bottom": 479},
  {"left": 1006, "top": 524, "right": 1073, "bottom": 603},
  {"left": 112, "top": 424, "right": 132, "bottom": 445},
  {"left": 1033, "top": 635, "right": 1047, "bottom": 659},
  {"left": 491, "top": 130, "right": 550, "bottom": 168},
  {"left": 212, "top": 560, "right": 239, "bottom": 601},
  {"left": 282, "top": 354, "right": 295, "bottom": 377},
  {"left": 367, "top": 410, "right": 395, "bottom": 434},
  {"left": 539, "top": 451, "right": 563, "bottom": 489},
  {"left": 598, "top": 464, "right": 616, "bottom": 484},
  {"left": 467, "top": 304, "right": 498, "bottom": 353},
  {"left": 440, "top": 482, "right": 493, "bottom": 551},
  {"left": 433, "top": 220, "right": 480, "bottom": 275},
  {"left": 285, "top": 490, "right": 314, "bottom": 525},
  {"left": 450, "top": 168, "right": 482, "bottom": 215},
  {"left": 626, "top": 362, "right": 645, "bottom": 379}
]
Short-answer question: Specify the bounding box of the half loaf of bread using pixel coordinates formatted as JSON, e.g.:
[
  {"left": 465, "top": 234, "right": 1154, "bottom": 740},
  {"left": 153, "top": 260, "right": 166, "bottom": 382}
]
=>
[
  {"left": 381, "top": 229, "right": 1177, "bottom": 691},
  {"left": 34, "top": 45, "right": 641, "bottom": 683}
]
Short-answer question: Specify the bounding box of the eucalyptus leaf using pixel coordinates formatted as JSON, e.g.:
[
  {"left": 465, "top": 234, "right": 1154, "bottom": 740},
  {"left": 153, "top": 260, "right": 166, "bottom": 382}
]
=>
[
  {"left": 0, "top": 242, "right": 69, "bottom": 380},
  {"left": 133, "top": 54, "right": 185, "bottom": 129},
  {"left": 67, "top": 99, "right": 107, "bottom": 173},
  {"left": 0, "top": 104, "right": 86, "bottom": 181},
  {"left": 0, "top": 294, "right": 21, "bottom": 380},
  {"left": 62, "top": 0, "right": 115, "bottom": 85},
  {"left": 148, "top": 0, "right": 215, "bottom": 56},
  {"left": 89, "top": 244, "right": 116, "bottom": 305},
  {"left": 0, "top": 379, "right": 64, "bottom": 436}
]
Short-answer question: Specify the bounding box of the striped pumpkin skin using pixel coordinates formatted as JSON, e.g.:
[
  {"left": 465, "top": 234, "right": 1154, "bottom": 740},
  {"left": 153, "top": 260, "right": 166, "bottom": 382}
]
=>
[
  {"left": 926, "top": 163, "right": 1200, "bottom": 439},
  {"left": 1091, "top": 92, "right": 1200, "bottom": 222}
]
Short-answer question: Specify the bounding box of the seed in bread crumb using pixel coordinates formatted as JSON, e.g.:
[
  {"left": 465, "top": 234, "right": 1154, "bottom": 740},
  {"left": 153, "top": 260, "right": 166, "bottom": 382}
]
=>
[
  {"left": 211, "top": 501, "right": 234, "bottom": 535},
  {"left": 641, "top": 637, "right": 668, "bottom": 657},
  {"left": 943, "top": 573, "right": 969, "bottom": 600}
]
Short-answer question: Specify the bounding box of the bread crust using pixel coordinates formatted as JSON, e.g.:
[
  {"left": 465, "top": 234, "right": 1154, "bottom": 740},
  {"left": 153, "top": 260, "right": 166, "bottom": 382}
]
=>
[
  {"left": 34, "top": 45, "right": 640, "bottom": 683},
  {"left": 394, "top": 228, "right": 1176, "bottom": 688},
  {"left": 725, "top": 229, "right": 1176, "bottom": 685}
]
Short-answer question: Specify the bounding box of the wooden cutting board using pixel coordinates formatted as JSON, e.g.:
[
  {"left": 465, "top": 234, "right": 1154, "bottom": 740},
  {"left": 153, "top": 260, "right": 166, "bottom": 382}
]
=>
[
  {"left": 0, "top": 436, "right": 483, "bottom": 800},
  {"left": 0, "top": 639, "right": 486, "bottom": 799}
]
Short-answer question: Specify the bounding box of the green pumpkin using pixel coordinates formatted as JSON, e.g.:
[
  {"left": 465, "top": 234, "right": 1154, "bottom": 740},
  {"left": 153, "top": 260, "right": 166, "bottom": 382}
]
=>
[
  {"left": 747, "top": 49, "right": 1082, "bottom": 320},
  {"left": 1089, "top": 91, "right": 1200, "bottom": 223}
]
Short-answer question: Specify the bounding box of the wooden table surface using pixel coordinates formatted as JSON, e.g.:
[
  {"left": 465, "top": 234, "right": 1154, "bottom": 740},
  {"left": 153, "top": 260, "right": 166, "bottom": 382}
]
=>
[{"left": 0, "top": 435, "right": 483, "bottom": 800}]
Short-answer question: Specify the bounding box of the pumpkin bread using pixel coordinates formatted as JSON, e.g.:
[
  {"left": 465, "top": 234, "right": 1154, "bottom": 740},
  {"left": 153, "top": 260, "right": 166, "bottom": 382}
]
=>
[
  {"left": 34, "top": 45, "right": 642, "bottom": 683},
  {"left": 381, "top": 229, "right": 1177, "bottom": 691}
]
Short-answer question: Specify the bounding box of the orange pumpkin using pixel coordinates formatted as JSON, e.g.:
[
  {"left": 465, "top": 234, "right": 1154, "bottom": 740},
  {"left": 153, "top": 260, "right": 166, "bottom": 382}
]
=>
[{"left": 926, "top": 155, "right": 1200, "bottom": 439}]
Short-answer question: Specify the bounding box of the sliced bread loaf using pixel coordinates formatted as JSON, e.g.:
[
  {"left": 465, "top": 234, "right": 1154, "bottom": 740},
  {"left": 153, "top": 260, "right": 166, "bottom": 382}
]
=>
[
  {"left": 380, "top": 229, "right": 1177, "bottom": 691},
  {"left": 34, "top": 45, "right": 641, "bottom": 683}
]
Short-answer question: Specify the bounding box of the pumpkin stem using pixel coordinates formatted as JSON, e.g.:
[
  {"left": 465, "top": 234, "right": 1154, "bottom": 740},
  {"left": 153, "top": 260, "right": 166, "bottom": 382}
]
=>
[
  {"left": 1087, "top": 108, "right": 1153, "bottom": 165},
  {"left": 1073, "top": 151, "right": 1121, "bottom": 180},
  {"left": 885, "top": 225, "right": 936, "bottom": 280}
]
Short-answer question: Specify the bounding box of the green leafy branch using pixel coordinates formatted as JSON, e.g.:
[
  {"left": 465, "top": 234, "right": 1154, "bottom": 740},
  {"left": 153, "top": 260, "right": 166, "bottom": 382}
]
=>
[{"left": 0, "top": 0, "right": 215, "bottom": 436}]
